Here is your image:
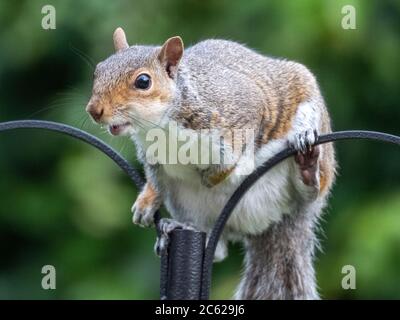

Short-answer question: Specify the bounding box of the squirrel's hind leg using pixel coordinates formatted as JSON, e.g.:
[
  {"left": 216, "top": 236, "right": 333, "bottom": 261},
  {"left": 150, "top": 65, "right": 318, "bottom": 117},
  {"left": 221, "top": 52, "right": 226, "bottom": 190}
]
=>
[
  {"left": 154, "top": 218, "right": 229, "bottom": 262},
  {"left": 154, "top": 218, "right": 197, "bottom": 256}
]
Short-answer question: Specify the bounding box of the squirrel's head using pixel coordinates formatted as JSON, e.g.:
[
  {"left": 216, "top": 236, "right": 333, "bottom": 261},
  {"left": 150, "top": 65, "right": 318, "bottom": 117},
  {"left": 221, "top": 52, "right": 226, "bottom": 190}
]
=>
[{"left": 86, "top": 27, "right": 184, "bottom": 136}]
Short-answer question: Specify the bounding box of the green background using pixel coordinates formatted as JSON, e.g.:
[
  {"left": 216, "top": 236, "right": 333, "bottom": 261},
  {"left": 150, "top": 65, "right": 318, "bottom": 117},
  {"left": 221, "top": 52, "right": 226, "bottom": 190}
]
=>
[{"left": 0, "top": 0, "right": 399, "bottom": 299}]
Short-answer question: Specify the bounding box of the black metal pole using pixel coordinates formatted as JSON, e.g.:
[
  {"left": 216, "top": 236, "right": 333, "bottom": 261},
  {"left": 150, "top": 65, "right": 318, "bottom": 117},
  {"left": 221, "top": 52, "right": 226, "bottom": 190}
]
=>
[{"left": 163, "top": 229, "right": 206, "bottom": 300}]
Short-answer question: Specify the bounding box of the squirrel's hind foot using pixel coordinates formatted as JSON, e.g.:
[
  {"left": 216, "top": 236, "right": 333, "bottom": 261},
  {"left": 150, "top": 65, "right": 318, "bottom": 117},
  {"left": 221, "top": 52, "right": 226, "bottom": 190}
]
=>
[
  {"left": 154, "top": 218, "right": 197, "bottom": 256},
  {"left": 288, "top": 129, "right": 321, "bottom": 193},
  {"left": 295, "top": 145, "right": 320, "bottom": 187}
]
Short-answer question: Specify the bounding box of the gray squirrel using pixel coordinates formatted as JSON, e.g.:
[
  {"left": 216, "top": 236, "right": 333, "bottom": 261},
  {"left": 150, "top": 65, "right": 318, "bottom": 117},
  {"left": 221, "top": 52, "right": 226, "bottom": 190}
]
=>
[{"left": 86, "top": 28, "right": 336, "bottom": 299}]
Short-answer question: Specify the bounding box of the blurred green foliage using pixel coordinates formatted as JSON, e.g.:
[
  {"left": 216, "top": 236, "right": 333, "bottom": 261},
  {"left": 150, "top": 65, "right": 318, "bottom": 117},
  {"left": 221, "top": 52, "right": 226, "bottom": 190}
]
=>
[{"left": 0, "top": 0, "right": 399, "bottom": 299}]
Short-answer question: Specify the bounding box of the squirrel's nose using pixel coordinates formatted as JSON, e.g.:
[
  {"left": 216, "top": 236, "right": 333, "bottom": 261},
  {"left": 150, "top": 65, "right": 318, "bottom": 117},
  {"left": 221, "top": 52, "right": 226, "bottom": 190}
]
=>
[{"left": 86, "top": 103, "right": 104, "bottom": 122}]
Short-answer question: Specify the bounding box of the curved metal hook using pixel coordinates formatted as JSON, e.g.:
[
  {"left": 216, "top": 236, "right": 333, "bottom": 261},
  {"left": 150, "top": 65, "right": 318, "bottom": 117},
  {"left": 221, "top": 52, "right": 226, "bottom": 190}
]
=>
[
  {"left": 0, "top": 120, "right": 145, "bottom": 187},
  {"left": 200, "top": 130, "right": 400, "bottom": 299}
]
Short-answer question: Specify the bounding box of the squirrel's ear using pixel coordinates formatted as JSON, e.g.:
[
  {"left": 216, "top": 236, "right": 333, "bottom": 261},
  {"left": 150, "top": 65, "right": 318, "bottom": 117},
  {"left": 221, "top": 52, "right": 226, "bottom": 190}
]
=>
[
  {"left": 113, "top": 27, "right": 129, "bottom": 52},
  {"left": 158, "top": 36, "right": 184, "bottom": 78}
]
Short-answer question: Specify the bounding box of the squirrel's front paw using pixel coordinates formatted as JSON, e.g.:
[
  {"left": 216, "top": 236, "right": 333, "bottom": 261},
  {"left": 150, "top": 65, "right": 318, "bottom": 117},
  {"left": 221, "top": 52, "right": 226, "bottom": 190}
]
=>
[{"left": 132, "top": 182, "right": 161, "bottom": 227}]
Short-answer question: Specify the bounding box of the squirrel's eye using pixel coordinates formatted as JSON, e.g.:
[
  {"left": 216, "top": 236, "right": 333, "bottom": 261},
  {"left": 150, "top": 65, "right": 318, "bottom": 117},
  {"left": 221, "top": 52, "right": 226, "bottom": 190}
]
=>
[{"left": 134, "top": 74, "right": 151, "bottom": 90}]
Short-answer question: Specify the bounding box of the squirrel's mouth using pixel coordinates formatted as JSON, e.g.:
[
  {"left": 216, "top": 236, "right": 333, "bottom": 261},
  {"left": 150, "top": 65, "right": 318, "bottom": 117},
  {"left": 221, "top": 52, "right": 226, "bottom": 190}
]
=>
[{"left": 108, "top": 122, "right": 131, "bottom": 136}]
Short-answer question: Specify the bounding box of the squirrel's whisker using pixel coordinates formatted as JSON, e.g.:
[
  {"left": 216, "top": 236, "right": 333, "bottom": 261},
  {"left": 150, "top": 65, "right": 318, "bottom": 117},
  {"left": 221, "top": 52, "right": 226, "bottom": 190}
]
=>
[
  {"left": 69, "top": 43, "right": 96, "bottom": 70},
  {"left": 79, "top": 115, "right": 89, "bottom": 130},
  {"left": 115, "top": 111, "right": 147, "bottom": 131},
  {"left": 125, "top": 112, "right": 163, "bottom": 129}
]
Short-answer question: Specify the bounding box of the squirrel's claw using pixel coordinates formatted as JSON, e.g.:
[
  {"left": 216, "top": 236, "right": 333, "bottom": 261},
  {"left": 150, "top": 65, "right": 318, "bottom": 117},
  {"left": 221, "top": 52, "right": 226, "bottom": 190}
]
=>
[
  {"left": 131, "top": 202, "right": 157, "bottom": 227},
  {"left": 154, "top": 218, "right": 196, "bottom": 256},
  {"left": 289, "top": 129, "right": 318, "bottom": 154}
]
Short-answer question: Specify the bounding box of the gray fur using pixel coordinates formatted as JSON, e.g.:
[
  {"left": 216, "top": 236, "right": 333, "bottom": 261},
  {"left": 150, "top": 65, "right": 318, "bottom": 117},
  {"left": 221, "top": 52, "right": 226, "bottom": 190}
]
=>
[{"left": 235, "top": 200, "right": 324, "bottom": 300}]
